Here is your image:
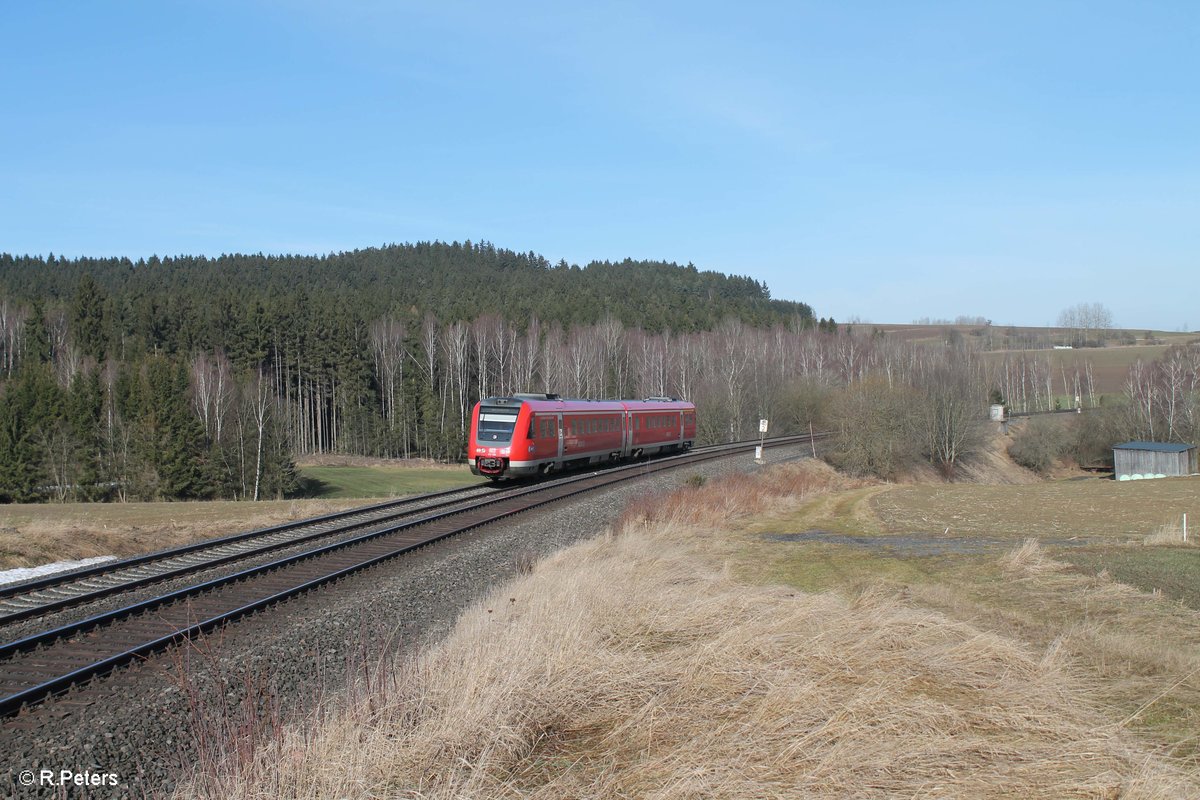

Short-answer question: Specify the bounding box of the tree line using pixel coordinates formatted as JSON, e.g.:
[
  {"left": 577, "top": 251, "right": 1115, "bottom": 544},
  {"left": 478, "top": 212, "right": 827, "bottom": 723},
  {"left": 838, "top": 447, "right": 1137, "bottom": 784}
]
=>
[
  {"left": 3, "top": 243, "right": 1191, "bottom": 501},
  {"left": 0, "top": 246, "right": 816, "bottom": 501}
]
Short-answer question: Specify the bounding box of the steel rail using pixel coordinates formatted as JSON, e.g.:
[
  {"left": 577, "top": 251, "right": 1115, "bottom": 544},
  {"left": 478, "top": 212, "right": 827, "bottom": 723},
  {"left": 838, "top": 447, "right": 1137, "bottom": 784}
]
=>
[
  {"left": 0, "top": 433, "right": 822, "bottom": 717},
  {"left": 0, "top": 483, "right": 501, "bottom": 601},
  {"left": 0, "top": 435, "right": 819, "bottom": 625},
  {"left": 0, "top": 483, "right": 510, "bottom": 626}
]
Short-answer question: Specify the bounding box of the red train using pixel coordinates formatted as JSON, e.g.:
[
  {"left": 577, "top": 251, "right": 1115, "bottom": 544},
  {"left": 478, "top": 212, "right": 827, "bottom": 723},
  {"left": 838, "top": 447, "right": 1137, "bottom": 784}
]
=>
[{"left": 468, "top": 394, "right": 697, "bottom": 479}]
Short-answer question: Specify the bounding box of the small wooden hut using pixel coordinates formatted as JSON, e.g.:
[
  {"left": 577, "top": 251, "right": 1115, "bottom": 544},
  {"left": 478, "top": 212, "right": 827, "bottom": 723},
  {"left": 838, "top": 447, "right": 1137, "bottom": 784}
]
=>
[{"left": 1112, "top": 441, "right": 1197, "bottom": 480}]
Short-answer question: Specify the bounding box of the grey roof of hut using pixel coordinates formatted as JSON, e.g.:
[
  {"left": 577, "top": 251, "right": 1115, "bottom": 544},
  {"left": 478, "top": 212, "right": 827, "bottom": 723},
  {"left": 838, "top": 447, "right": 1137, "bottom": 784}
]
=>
[{"left": 1113, "top": 441, "right": 1195, "bottom": 453}]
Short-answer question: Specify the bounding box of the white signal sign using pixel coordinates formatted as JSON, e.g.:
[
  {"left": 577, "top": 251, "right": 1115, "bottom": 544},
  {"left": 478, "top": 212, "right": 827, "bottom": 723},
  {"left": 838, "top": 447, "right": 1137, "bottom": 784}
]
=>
[{"left": 759, "top": 419, "right": 769, "bottom": 434}]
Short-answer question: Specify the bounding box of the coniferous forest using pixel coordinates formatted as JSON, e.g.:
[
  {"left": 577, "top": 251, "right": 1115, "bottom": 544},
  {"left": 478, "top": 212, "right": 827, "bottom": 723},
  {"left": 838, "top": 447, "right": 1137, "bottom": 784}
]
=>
[{"left": 0, "top": 242, "right": 817, "bottom": 502}]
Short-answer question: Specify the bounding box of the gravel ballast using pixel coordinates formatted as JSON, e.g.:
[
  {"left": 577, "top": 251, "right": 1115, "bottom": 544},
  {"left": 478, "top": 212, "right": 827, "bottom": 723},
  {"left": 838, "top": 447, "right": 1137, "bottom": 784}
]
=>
[{"left": 1, "top": 446, "right": 809, "bottom": 797}]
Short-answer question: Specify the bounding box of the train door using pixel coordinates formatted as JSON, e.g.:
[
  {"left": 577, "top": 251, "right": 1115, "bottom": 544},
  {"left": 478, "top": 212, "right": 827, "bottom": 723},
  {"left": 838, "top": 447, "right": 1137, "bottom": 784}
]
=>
[{"left": 556, "top": 412, "right": 564, "bottom": 460}]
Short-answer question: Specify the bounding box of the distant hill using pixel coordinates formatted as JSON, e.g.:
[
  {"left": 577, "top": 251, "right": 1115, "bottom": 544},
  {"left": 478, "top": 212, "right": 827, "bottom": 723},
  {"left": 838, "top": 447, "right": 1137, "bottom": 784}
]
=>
[{"left": 0, "top": 242, "right": 812, "bottom": 340}]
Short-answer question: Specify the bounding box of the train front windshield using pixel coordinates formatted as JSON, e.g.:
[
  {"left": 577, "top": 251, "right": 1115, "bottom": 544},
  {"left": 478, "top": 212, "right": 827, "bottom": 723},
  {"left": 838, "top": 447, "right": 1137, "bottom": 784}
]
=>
[{"left": 478, "top": 407, "right": 519, "bottom": 442}]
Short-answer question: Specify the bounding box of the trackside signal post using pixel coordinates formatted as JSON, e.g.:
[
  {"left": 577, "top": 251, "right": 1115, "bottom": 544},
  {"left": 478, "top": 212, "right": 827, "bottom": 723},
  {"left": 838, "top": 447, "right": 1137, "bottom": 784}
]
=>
[{"left": 755, "top": 418, "right": 768, "bottom": 463}]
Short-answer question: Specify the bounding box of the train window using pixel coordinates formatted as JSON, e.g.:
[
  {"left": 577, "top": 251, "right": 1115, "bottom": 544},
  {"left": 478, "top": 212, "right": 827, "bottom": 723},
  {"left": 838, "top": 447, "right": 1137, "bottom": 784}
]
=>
[{"left": 478, "top": 406, "right": 519, "bottom": 442}]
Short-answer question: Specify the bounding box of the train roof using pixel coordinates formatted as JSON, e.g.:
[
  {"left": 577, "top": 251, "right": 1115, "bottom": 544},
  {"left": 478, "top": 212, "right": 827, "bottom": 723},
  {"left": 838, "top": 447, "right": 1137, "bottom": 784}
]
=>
[{"left": 477, "top": 395, "right": 694, "bottom": 413}]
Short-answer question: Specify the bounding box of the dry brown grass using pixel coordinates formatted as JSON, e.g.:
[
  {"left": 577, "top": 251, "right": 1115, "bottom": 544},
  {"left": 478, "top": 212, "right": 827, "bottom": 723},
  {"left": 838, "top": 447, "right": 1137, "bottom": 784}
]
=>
[
  {"left": 173, "top": 466, "right": 1198, "bottom": 799},
  {"left": 743, "top": 471, "right": 1200, "bottom": 751},
  {"left": 868, "top": 476, "right": 1200, "bottom": 543},
  {"left": 905, "top": 539, "right": 1200, "bottom": 755},
  {"left": 999, "top": 537, "right": 1068, "bottom": 575},
  {"left": 1142, "top": 517, "right": 1199, "bottom": 547},
  {"left": 618, "top": 460, "right": 863, "bottom": 533},
  {"left": 0, "top": 500, "right": 361, "bottom": 569}
]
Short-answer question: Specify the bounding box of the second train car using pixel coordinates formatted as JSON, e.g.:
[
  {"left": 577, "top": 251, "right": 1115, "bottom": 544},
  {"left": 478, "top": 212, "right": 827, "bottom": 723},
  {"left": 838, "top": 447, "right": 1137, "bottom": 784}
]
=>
[{"left": 469, "top": 394, "right": 697, "bottom": 479}]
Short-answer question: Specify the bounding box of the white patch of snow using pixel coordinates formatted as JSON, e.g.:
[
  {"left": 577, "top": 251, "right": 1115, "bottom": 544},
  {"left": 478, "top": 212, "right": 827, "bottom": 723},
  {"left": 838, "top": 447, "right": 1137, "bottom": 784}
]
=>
[{"left": 0, "top": 556, "right": 118, "bottom": 588}]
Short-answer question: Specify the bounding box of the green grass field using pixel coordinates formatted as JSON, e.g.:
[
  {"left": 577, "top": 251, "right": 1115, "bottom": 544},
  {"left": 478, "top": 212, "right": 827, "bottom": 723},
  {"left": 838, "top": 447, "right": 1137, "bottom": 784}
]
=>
[
  {"left": 1060, "top": 547, "right": 1200, "bottom": 610},
  {"left": 297, "top": 464, "right": 487, "bottom": 498}
]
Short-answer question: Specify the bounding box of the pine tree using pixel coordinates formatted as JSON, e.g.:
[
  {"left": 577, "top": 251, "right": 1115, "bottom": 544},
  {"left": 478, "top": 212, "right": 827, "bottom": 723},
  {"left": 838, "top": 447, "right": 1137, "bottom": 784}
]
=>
[{"left": 72, "top": 274, "right": 108, "bottom": 361}]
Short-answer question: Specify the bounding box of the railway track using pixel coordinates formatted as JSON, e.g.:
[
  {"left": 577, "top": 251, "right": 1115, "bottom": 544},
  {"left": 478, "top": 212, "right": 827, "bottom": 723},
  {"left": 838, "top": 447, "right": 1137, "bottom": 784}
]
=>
[
  {"left": 0, "top": 482, "right": 507, "bottom": 627},
  {"left": 0, "top": 434, "right": 822, "bottom": 717}
]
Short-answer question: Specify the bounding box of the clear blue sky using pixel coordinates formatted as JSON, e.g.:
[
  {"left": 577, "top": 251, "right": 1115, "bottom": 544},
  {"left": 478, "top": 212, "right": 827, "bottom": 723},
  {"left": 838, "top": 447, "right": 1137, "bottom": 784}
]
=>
[{"left": 2, "top": 1, "right": 1196, "bottom": 329}]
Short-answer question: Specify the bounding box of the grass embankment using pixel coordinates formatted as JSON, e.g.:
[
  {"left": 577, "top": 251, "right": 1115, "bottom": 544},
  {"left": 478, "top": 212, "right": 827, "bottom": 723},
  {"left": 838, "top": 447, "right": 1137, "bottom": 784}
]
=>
[
  {"left": 0, "top": 500, "right": 365, "bottom": 569},
  {"left": 297, "top": 463, "right": 485, "bottom": 499},
  {"left": 0, "top": 463, "right": 480, "bottom": 569},
  {"left": 175, "top": 464, "right": 1200, "bottom": 798}
]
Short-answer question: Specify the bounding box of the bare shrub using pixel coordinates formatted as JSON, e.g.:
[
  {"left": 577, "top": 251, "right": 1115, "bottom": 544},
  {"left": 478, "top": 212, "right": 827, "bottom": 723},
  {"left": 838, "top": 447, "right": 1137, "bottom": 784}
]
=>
[
  {"left": 916, "top": 362, "right": 987, "bottom": 478},
  {"left": 826, "top": 378, "right": 921, "bottom": 480},
  {"left": 170, "top": 631, "right": 284, "bottom": 792},
  {"left": 1008, "top": 416, "right": 1073, "bottom": 474}
]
